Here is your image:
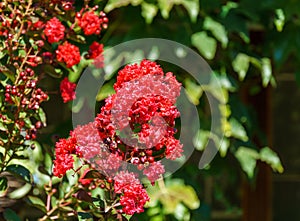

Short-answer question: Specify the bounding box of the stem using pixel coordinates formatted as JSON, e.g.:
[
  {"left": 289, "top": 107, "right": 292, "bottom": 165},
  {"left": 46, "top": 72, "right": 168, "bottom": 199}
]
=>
[{"left": 39, "top": 184, "right": 78, "bottom": 221}]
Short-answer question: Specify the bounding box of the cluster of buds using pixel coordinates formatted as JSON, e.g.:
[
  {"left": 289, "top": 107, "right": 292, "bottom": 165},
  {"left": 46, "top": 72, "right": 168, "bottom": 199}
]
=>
[{"left": 4, "top": 68, "right": 48, "bottom": 111}]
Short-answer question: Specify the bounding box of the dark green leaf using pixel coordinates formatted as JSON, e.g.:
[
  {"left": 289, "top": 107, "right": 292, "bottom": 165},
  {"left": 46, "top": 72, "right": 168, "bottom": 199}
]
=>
[
  {"left": 6, "top": 164, "right": 33, "bottom": 183},
  {"left": 78, "top": 212, "right": 93, "bottom": 221},
  {"left": 27, "top": 196, "right": 47, "bottom": 213},
  {"left": 3, "top": 208, "right": 21, "bottom": 221}
]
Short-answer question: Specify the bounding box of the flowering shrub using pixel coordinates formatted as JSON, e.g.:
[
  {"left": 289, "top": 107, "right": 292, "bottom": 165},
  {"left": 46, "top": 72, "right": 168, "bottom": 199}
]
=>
[{"left": 51, "top": 60, "right": 182, "bottom": 218}]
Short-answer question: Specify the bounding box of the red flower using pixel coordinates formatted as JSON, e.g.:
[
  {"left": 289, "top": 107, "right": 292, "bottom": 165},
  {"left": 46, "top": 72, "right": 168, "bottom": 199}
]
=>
[
  {"left": 78, "top": 11, "right": 101, "bottom": 35},
  {"left": 114, "top": 171, "right": 150, "bottom": 215},
  {"left": 56, "top": 41, "right": 81, "bottom": 68},
  {"left": 88, "top": 41, "right": 104, "bottom": 68},
  {"left": 143, "top": 161, "right": 165, "bottom": 184},
  {"left": 53, "top": 136, "right": 77, "bottom": 177},
  {"left": 60, "top": 77, "right": 76, "bottom": 103},
  {"left": 114, "top": 59, "right": 164, "bottom": 92},
  {"left": 44, "top": 17, "right": 65, "bottom": 44}
]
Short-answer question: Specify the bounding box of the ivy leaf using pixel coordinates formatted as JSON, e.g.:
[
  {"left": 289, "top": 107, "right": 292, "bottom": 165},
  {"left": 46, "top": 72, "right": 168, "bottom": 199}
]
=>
[
  {"left": 158, "top": 0, "right": 174, "bottom": 19},
  {"left": 235, "top": 147, "right": 259, "bottom": 178},
  {"left": 181, "top": 0, "right": 200, "bottom": 23},
  {"left": 6, "top": 164, "right": 33, "bottom": 183},
  {"left": 260, "top": 147, "right": 284, "bottom": 173},
  {"left": 141, "top": 2, "right": 158, "bottom": 24},
  {"left": 191, "top": 31, "right": 217, "bottom": 60},
  {"left": 261, "top": 58, "right": 272, "bottom": 87},
  {"left": 204, "top": 17, "right": 228, "bottom": 48},
  {"left": 232, "top": 53, "right": 250, "bottom": 81},
  {"left": 3, "top": 208, "right": 21, "bottom": 221},
  {"left": 193, "top": 130, "right": 210, "bottom": 151},
  {"left": 228, "top": 118, "right": 248, "bottom": 141},
  {"left": 183, "top": 78, "right": 203, "bottom": 105},
  {"left": 105, "top": 0, "right": 142, "bottom": 13}
]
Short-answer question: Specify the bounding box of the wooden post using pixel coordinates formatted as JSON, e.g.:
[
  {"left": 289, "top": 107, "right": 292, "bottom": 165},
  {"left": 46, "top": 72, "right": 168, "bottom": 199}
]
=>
[{"left": 241, "top": 85, "right": 273, "bottom": 221}]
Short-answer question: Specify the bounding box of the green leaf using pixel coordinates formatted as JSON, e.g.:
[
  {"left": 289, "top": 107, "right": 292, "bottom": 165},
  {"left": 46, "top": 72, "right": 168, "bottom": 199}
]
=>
[
  {"left": 261, "top": 58, "right": 272, "bottom": 87},
  {"left": 204, "top": 17, "right": 228, "bottom": 48},
  {"left": 161, "top": 184, "right": 200, "bottom": 213},
  {"left": 96, "top": 81, "right": 115, "bottom": 101},
  {"left": 0, "top": 176, "right": 8, "bottom": 196},
  {"left": 3, "top": 208, "right": 21, "bottom": 221},
  {"left": 38, "top": 108, "right": 47, "bottom": 126},
  {"left": 181, "top": 0, "right": 200, "bottom": 23},
  {"left": 8, "top": 183, "right": 32, "bottom": 199},
  {"left": 191, "top": 32, "right": 217, "bottom": 60},
  {"left": 183, "top": 78, "right": 203, "bottom": 105},
  {"left": 274, "top": 9, "right": 285, "bottom": 32},
  {"left": 235, "top": 147, "right": 259, "bottom": 178},
  {"left": 193, "top": 130, "right": 210, "bottom": 151},
  {"left": 6, "top": 164, "right": 33, "bottom": 183},
  {"left": 228, "top": 118, "right": 248, "bottom": 141},
  {"left": 232, "top": 53, "right": 250, "bottom": 81},
  {"left": 260, "top": 147, "right": 284, "bottom": 173},
  {"left": 158, "top": 0, "right": 174, "bottom": 19},
  {"left": 78, "top": 212, "right": 93, "bottom": 221},
  {"left": 27, "top": 196, "right": 46, "bottom": 213},
  {"left": 105, "top": 0, "right": 143, "bottom": 13},
  {"left": 141, "top": 2, "right": 158, "bottom": 24}
]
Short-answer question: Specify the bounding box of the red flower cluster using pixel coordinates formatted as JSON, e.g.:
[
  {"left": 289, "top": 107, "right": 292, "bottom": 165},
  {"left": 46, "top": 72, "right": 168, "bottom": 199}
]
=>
[
  {"left": 88, "top": 41, "right": 104, "bottom": 68},
  {"left": 44, "top": 17, "right": 65, "bottom": 43},
  {"left": 56, "top": 41, "right": 81, "bottom": 68},
  {"left": 53, "top": 136, "right": 77, "bottom": 177},
  {"left": 60, "top": 77, "right": 76, "bottom": 103},
  {"left": 78, "top": 11, "right": 102, "bottom": 35},
  {"left": 143, "top": 161, "right": 165, "bottom": 184},
  {"left": 114, "top": 172, "right": 150, "bottom": 215},
  {"left": 95, "top": 60, "right": 183, "bottom": 165}
]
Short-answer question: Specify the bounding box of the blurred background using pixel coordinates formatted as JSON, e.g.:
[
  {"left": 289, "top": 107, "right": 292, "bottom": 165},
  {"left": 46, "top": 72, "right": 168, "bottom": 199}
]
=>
[{"left": 2, "top": 0, "right": 300, "bottom": 220}]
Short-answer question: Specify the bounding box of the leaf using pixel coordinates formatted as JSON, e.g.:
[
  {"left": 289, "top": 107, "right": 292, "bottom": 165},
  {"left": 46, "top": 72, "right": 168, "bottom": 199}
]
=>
[
  {"left": 228, "top": 118, "right": 248, "bottom": 141},
  {"left": 74, "top": 189, "right": 93, "bottom": 203},
  {"left": 235, "top": 147, "right": 259, "bottom": 178},
  {"left": 38, "top": 108, "right": 47, "bottom": 126},
  {"left": 8, "top": 183, "right": 32, "bottom": 199},
  {"left": 3, "top": 208, "right": 21, "bottom": 221},
  {"left": 96, "top": 82, "right": 115, "bottom": 101},
  {"left": 274, "top": 9, "right": 285, "bottom": 32},
  {"left": 27, "top": 196, "right": 47, "bottom": 213},
  {"left": 161, "top": 184, "right": 200, "bottom": 213},
  {"left": 260, "top": 147, "right": 284, "bottom": 173},
  {"left": 141, "top": 2, "right": 158, "bottom": 24},
  {"left": 181, "top": 0, "right": 200, "bottom": 23},
  {"left": 193, "top": 130, "right": 210, "bottom": 151},
  {"left": 191, "top": 32, "right": 217, "bottom": 60},
  {"left": 105, "top": 0, "right": 143, "bottom": 13},
  {"left": 204, "top": 17, "right": 228, "bottom": 48},
  {"left": 42, "top": 64, "right": 63, "bottom": 78},
  {"left": 85, "top": 170, "right": 105, "bottom": 180},
  {"left": 6, "top": 164, "right": 33, "bottom": 183},
  {"left": 232, "top": 53, "right": 250, "bottom": 81},
  {"left": 0, "top": 176, "right": 8, "bottom": 196},
  {"left": 261, "top": 58, "right": 272, "bottom": 87},
  {"left": 78, "top": 212, "right": 93, "bottom": 221},
  {"left": 158, "top": 0, "right": 174, "bottom": 19},
  {"left": 183, "top": 78, "right": 203, "bottom": 105}
]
